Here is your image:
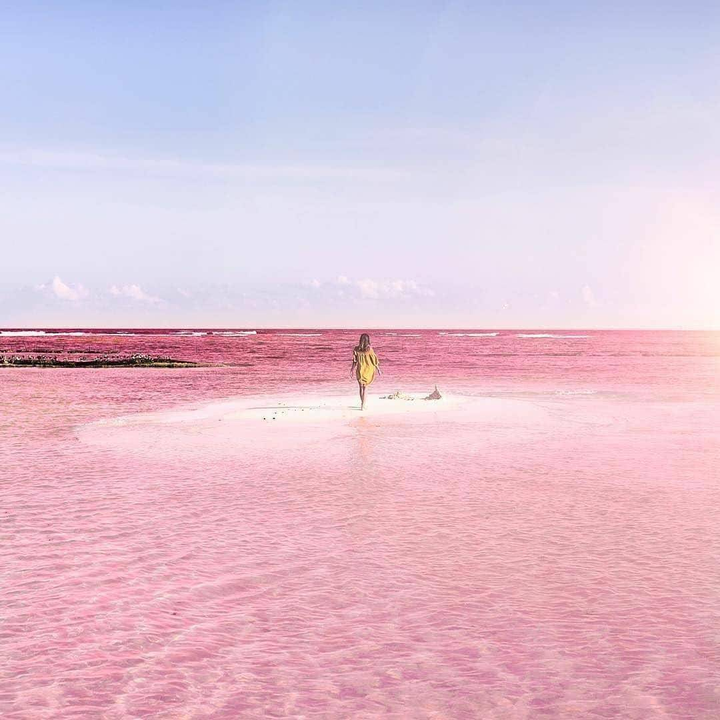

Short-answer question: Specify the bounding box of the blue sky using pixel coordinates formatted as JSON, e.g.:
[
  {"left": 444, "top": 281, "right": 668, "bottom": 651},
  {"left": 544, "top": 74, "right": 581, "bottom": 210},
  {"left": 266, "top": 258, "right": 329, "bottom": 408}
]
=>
[{"left": 2, "top": 1, "right": 719, "bottom": 327}]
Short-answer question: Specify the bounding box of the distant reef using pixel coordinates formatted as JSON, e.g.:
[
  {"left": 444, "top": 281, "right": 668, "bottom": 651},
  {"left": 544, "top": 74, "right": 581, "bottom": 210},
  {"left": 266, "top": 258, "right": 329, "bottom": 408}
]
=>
[{"left": 1, "top": 353, "right": 203, "bottom": 368}]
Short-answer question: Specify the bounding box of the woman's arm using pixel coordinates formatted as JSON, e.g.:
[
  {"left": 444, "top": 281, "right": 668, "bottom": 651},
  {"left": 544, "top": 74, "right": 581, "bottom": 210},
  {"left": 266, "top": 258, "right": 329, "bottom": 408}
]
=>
[{"left": 350, "top": 351, "right": 357, "bottom": 378}]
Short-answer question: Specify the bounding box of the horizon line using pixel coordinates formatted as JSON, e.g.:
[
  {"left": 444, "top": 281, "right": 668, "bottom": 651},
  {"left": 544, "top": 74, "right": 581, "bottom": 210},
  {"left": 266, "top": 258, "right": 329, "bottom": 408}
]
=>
[{"left": 2, "top": 326, "right": 718, "bottom": 332}]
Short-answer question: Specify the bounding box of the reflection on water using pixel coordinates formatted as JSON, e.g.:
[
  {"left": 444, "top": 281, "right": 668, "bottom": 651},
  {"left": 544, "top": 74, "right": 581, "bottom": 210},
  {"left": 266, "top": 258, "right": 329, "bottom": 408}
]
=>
[{"left": 2, "top": 330, "right": 720, "bottom": 717}]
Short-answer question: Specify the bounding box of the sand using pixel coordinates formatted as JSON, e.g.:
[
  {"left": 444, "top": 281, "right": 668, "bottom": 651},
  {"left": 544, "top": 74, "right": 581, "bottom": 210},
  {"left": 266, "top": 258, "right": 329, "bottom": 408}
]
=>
[
  {"left": 86, "top": 391, "right": 466, "bottom": 427},
  {"left": 222, "top": 392, "right": 464, "bottom": 423},
  {"left": 82, "top": 390, "right": 550, "bottom": 453}
]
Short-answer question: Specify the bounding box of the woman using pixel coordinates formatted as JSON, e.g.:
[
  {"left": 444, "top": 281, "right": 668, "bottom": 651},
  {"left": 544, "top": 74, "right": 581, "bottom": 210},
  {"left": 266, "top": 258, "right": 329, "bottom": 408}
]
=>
[{"left": 350, "top": 333, "right": 381, "bottom": 410}]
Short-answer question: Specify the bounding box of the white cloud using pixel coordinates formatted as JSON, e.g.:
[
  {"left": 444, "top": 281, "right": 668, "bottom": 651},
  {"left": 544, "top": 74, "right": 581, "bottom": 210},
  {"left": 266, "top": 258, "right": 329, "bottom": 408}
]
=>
[
  {"left": 581, "top": 284, "right": 598, "bottom": 307},
  {"left": 332, "top": 276, "right": 434, "bottom": 300},
  {"left": 110, "top": 284, "right": 162, "bottom": 303},
  {"left": 355, "top": 279, "right": 380, "bottom": 299},
  {"left": 50, "top": 276, "right": 87, "bottom": 301},
  {"left": 300, "top": 276, "right": 434, "bottom": 301},
  {"left": 357, "top": 278, "right": 434, "bottom": 299}
]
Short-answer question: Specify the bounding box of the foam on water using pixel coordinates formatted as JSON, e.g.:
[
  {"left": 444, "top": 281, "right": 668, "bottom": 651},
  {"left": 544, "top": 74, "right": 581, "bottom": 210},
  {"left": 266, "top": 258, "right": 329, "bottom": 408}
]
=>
[
  {"left": 0, "top": 330, "right": 88, "bottom": 336},
  {"left": 211, "top": 330, "right": 257, "bottom": 336},
  {"left": 517, "top": 333, "right": 590, "bottom": 338}
]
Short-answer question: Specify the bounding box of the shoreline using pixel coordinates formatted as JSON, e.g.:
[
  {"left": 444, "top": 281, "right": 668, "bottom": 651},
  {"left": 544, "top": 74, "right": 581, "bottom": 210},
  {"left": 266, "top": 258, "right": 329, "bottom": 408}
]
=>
[
  {"left": 88, "top": 391, "right": 465, "bottom": 428},
  {"left": 81, "top": 390, "right": 551, "bottom": 440}
]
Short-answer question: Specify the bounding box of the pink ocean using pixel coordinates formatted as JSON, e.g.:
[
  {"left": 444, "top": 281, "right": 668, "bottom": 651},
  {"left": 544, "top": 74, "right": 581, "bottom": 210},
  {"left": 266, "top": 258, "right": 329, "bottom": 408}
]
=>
[{"left": 2, "top": 329, "right": 720, "bottom": 718}]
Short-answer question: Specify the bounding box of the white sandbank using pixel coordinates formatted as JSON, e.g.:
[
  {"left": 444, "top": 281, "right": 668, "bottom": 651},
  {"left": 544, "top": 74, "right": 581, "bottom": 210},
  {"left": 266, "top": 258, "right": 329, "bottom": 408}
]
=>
[
  {"left": 88, "top": 391, "right": 547, "bottom": 432},
  {"left": 222, "top": 392, "right": 468, "bottom": 423},
  {"left": 78, "top": 391, "right": 554, "bottom": 460}
]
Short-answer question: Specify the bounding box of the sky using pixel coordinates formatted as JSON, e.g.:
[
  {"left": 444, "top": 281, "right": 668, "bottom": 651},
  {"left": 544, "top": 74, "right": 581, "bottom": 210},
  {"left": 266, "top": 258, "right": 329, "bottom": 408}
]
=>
[{"left": 1, "top": 1, "right": 719, "bottom": 328}]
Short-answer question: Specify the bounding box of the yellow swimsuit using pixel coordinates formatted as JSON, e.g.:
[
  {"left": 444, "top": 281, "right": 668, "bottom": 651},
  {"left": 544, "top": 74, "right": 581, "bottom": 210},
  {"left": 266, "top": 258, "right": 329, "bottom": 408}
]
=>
[{"left": 354, "top": 348, "right": 379, "bottom": 386}]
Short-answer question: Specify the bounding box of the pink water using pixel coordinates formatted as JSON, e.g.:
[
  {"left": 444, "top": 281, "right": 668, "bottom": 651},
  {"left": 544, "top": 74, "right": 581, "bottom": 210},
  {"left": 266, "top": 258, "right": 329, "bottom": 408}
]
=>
[{"left": 2, "top": 329, "right": 720, "bottom": 718}]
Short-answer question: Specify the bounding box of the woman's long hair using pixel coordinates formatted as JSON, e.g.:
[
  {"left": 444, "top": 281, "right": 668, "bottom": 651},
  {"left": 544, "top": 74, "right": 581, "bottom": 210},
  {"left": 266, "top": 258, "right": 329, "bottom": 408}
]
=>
[{"left": 356, "top": 333, "right": 371, "bottom": 351}]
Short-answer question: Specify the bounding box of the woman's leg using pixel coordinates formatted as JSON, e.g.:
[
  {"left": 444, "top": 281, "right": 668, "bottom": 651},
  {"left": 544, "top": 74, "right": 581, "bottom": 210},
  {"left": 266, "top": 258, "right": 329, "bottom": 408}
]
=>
[{"left": 358, "top": 381, "right": 364, "bottom": 409}]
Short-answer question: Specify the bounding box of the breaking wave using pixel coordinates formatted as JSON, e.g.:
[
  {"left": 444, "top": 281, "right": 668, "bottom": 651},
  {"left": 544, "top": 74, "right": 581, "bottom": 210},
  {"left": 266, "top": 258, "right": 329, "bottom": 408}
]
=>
[
  {"left": 211, "top": 331, "right": 257, "bottom": 336},
  {"left": 518, "top": 334, "right": 590, "bottom": 339},
  {"left": 440, "top": 332, "right": 499, "bottom": 337},
  {"left": 0, "top": 330, "right": 88, "bottom": 337}
]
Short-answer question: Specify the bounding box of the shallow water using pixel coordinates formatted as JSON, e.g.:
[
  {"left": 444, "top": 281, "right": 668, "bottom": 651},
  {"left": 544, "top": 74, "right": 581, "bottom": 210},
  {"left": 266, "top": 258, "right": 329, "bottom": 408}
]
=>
[{"left": 2, "top": 330, "right": 720, "bottom": 718}]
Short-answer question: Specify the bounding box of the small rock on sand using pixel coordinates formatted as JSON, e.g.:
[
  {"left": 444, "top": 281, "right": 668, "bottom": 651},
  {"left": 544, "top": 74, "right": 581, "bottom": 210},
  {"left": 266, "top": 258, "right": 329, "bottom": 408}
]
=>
[
  {"left": 425, "top": 386, "right": 442, "bottom": 400},
  {"left": 382, "top": 391, "right": 414, "bottom": 400}
]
